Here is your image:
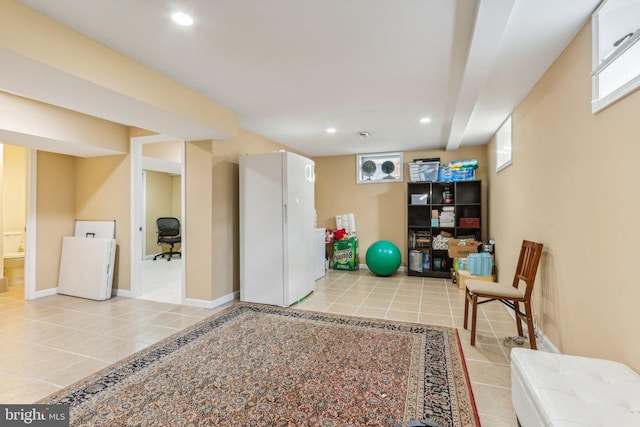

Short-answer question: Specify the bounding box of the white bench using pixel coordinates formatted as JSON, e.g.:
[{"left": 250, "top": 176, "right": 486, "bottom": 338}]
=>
[{"left": 511, "top": 348, "right": 640, "bottom": 426}]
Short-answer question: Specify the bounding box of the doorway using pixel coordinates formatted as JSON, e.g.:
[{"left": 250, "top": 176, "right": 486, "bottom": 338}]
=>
[
  {"left": 130, "top": 135, "right": 185, "bottom": 304},
  {"left": 1, "top": 144, "right": 27, "bottom": 300}
]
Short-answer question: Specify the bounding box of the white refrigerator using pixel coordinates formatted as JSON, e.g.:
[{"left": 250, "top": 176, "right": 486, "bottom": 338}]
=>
[{"left": 240, "top": 151, "right": 316, "bottom": 307}]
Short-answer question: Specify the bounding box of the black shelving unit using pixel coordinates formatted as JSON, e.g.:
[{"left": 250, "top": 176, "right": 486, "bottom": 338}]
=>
[{"left": 407, "top": 180, "right": 482, "bottom": 277}]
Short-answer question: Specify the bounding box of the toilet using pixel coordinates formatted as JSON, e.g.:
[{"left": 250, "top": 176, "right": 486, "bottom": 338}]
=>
[{"left": 3, "top": 231, "right": 24, "bottom": 286}]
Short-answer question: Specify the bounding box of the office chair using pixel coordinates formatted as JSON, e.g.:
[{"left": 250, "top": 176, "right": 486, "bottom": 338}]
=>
[
  {"left": 153, "top": 217, "right": 181, "bottom": 261},
  {"left": 463, "top": 240, "right": 544, "bottom": 349}
]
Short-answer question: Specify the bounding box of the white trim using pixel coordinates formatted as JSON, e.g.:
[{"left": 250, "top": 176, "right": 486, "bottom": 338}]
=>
[
  {"left": 183, "top": 291, "right": 239, "bottom": 309},
  {"left": 24, "top": 149, "right": 37, "bottom": 300},
  {"left": 358, "top": 264, "right": 407, "bottom": 272},
  {"left": 180, "top": 141, "right": 186, "bottom": 302},
  {"left": 502, "top": 303, "right": 561, "bottom": 353},
  {"left": 495, "top": 115, "right": 512, "bottom": 172},
  {"left": 591, "top": 0, "right": 640, "bottom": 113},
  {"left": 536, "top": 329, "right": 561, "bottom": 354},
  {"left": 131, "top": 136, "right": 186, "bottom": 303},
  {"left": 113, "top": 288, "right": 132, "bottom": 298},
  {"left": 592, "top": 74, "right": 640, "bottom": 113},
  {"left": 592, "top": 30, "right": 640, "bottom": 76},
  {"left": 130, "top": 139, "right": 143, "bottom": 298},
  {"left": 33, "top": 287, "right": 58, "bottom": 299},
  {"left": 141, "top": 170, "right": 146, "bottom": 259}
]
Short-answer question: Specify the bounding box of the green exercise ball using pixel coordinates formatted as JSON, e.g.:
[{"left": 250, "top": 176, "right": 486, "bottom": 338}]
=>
[{"left": 366, "top": 240, "right": 401, "bottom": 276}]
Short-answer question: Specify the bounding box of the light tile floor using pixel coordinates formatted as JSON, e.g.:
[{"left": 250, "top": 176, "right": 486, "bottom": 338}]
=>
[
  {"left": 0, "top": 269, "right": 525, "bottom": 426},
  {"left": 138, "top": 258, "right": 182, "bottom": 304}
]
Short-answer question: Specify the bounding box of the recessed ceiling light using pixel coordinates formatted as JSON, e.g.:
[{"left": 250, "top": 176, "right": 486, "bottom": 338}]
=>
[
  {"left": 172, "top": 12, "right": 194, "bottom": 26},
  {"left": 326, "top": 127, "right": 337, "bottom": 134},
  {"left": 419, "top": 117, "right": 432, "bottom": 124}
]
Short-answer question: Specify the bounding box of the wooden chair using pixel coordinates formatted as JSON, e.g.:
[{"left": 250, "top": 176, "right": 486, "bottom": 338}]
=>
[{"left": 463, "top": 240, "right": 544, "bottom": 349}]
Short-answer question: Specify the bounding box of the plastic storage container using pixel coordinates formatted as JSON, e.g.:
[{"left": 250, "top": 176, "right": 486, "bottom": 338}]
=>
[{"left": 467, "top": 252, "right": 493, "bottom": 276}]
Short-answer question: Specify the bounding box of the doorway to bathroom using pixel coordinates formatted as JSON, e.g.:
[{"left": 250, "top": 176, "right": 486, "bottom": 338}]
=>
[{"left": 1, "top": 144, "right": 27, "bottom": 301}]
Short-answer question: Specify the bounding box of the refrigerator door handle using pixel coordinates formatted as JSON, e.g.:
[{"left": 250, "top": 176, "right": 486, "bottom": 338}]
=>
[{"left": 283, "top": 203, "right": 287, "bottom": 224}]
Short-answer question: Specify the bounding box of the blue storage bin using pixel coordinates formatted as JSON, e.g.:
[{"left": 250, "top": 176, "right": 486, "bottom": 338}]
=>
[{"left": 468, "top": 253, "right": 493, "bottom": 276}]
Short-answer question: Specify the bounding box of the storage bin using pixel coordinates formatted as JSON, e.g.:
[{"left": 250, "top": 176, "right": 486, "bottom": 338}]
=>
[
  {"left": 438, "top": 167, "right": 475, "bottom": 182},
  {"left": 467, "top": 252, "right": 493, "bottom": 276},
  {"left": 409, "top": 250, "right": 423, "bottom": 272},
  {"left": 432, "top": 236, "right": 449, "bottom": 250},
  {"left": 411, "top": 194, "right": 428, "bottom": 205},
  {"left": 409, "top": 162, "right": 439, "bottom": 182},
  {"left": 459, "top": 218, "right": 480, "bottom": 227}
]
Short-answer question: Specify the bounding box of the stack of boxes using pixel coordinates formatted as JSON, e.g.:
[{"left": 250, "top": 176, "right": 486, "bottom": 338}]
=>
[
  {"left": 332, "top": 213, "right": 359, "bottom": 271},
  {"left": 439, "top": 207, "right": 455, "bottom": 227},
  {"left": 448, "top": 239, "right": 495, "bottom": 290}
]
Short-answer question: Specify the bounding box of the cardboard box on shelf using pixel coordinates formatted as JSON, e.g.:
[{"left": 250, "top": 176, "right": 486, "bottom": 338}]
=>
[{"left": 448, "top": 239, "right": 480, "bottom": 258}]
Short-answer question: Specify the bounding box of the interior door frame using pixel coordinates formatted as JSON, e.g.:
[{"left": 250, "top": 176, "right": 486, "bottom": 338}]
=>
[
  {"left": 130, "top": 135, "right": 186, "bottom": 300},
  {"left": 24, "top": 149, "right": 36, "bottom": 300}
]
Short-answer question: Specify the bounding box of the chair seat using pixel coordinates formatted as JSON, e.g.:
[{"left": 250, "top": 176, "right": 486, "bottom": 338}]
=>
[
  {"left": 466, "top": 279, "right": 525, "bottom": 299},
  {"left": 159, "top": 237, "right": 181, "bottom": 245}
]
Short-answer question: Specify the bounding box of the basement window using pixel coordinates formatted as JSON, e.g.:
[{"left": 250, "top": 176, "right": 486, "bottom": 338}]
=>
[{"left": 591, "top": 0, "right": 640, "bottom": 113}]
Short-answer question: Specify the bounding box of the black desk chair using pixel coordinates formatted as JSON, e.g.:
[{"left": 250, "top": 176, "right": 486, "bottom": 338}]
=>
[{"left": 153, "top": 217, "right": 181, "bottom": 261}]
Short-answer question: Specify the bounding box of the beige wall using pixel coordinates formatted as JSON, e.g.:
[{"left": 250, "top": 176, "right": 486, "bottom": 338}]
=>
[
  {"left": 143, "top": 141, "right": 182, "bottom": 163},
  {"left": 185, "top": 141, "right": 214, "bottom": 301},
  {"left": 314, "top": 145, "right": 488, "bottom": 266},
  {"left": 171, "top": 176, "right": 181, "bottom": 219},
  {"left": 35, "top": 152, "right": 75, "bottom": 291},
  {"left": 75, "top": 155, "right": 130, "bottom": 291},
  {"left": 486, "top": 22, "right": 640, "bottom": 369}
]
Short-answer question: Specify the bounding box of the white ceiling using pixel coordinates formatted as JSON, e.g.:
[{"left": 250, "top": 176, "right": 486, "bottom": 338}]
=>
[{"left": 14, "top": 0, "right": 600, "bottom": 157}]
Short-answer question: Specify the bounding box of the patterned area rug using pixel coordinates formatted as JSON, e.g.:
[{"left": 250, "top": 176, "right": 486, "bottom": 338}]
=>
[{"left": 40, "top": 304, "right": 480, "bottom": 426}]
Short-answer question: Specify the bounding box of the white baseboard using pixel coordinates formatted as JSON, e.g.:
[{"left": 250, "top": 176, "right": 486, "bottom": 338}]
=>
[
  {"left": 536, "top": 329, "right": 561, "bottom": 353},
  {"left": 183, "top": 291, "right": 239, "bottom": 309},
  {"left": 502, "top": 304, "right": 560, "bottom": 353},
  {"left": 32, "top": 287, "right": 58, "bottom": 299},
  {"left": 358, "top": 264, "right": 407, "bottom": 272},
  {"left": 113, "top": 288, "right": 132, "bottom": 298}
]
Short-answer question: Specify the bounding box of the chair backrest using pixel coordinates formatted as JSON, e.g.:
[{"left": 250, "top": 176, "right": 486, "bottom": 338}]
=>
[
  {"left": 156, "top": 217, "right": 180, "bottom": 238},
  {"left": 511, "top": 240, "right": 544, "bottom": 300}
]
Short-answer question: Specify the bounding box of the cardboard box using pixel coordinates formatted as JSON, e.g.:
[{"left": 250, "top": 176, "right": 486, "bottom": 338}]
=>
[
  {"left": 333, "top": 237, "right": 359, "bottom": 271},
  {"left": 448, "top": 239, "right": 480, "bottom": 258},
  {"left": 459, "top": 218, "right": 480, "bottom": 228},
  {"left": 457, "top": 270, "right": 495, "bottom": 291},
  {"left": 453, "top": 258, "right": 468, "bottom": 271}
]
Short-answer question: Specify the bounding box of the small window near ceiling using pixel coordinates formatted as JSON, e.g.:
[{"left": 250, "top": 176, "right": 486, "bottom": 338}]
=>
[
  {"left": 592, "top": 0, "right": 640, "bottom": 113},
  {"left": 496, "top": 116, "right": 512, "bottom": 172}
]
